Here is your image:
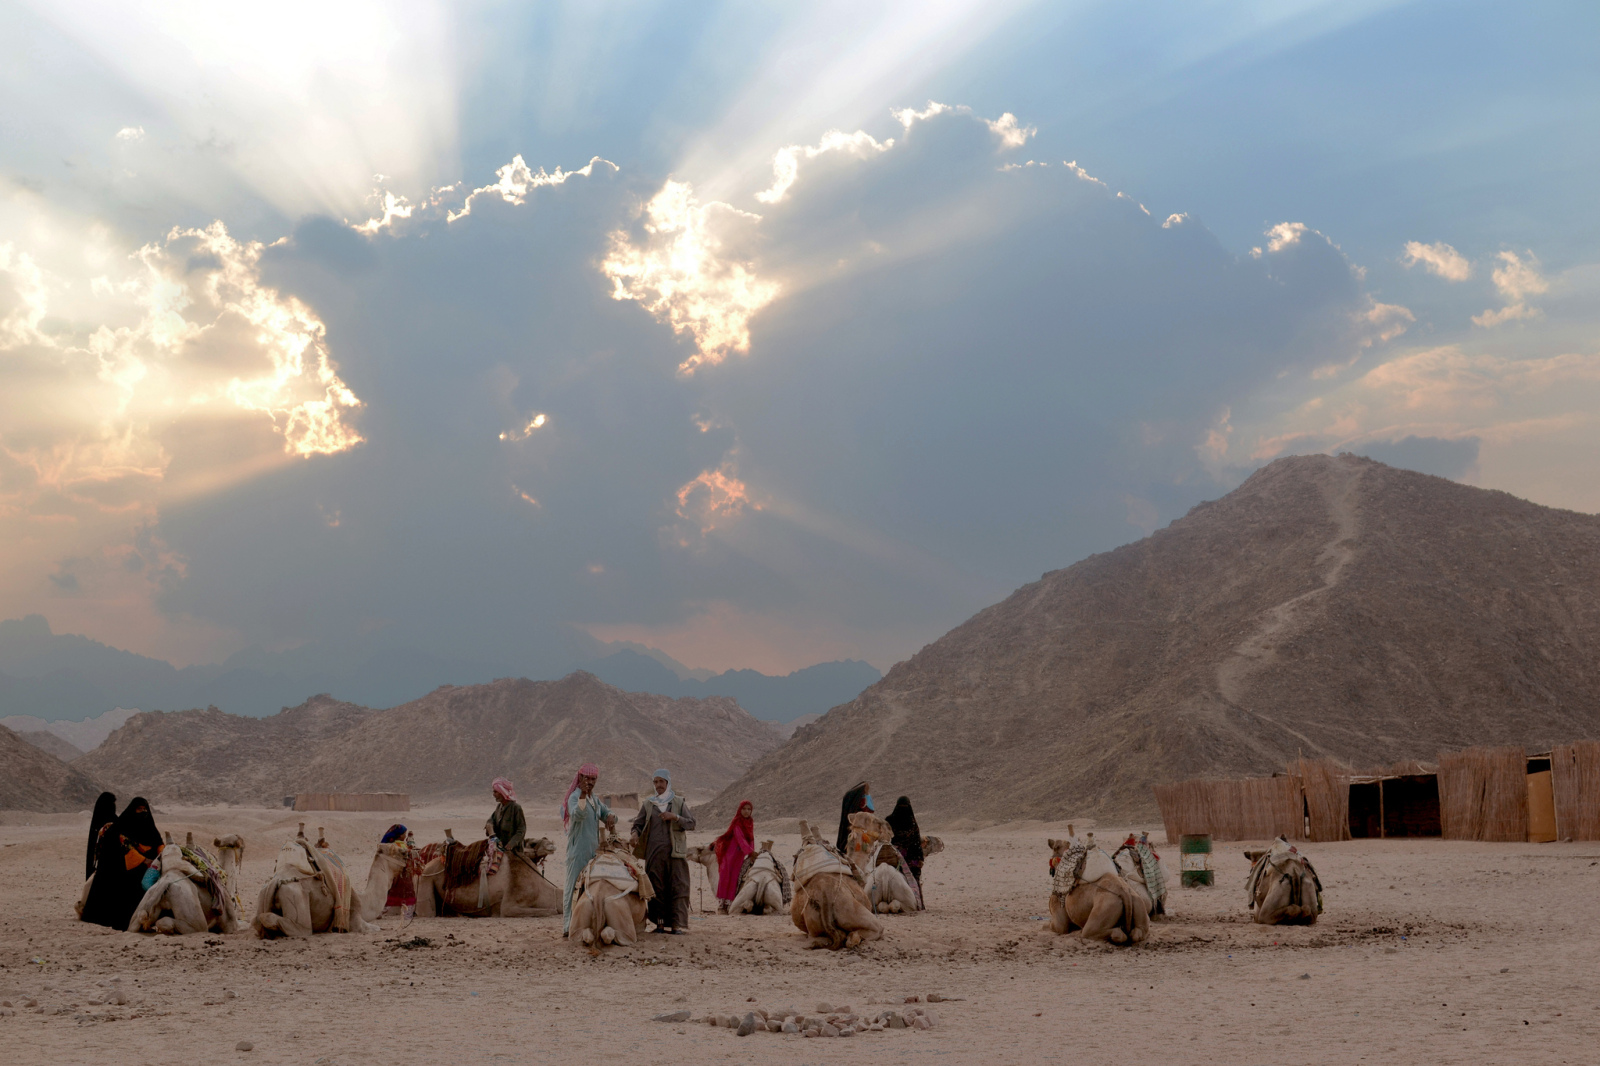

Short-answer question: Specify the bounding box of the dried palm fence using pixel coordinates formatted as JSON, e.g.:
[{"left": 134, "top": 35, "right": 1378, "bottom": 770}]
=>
[
  {"left": 1153, "top": 759, "right": 1351, "bottom": 843},
  {"left": 293, "top": 792, "right": 410, "bottom": 812},
  {"left": 1551, "top": 741, "right": 1600, "bottom": 841},
  {"left": 1296, "top": 757, "right": 1353, "bottom": 842},
  {"left": 1436, "top": 747, "right": 1526, "bottom": 841}
]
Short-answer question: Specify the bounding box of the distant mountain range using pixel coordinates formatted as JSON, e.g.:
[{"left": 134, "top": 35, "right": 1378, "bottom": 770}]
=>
[
  {"left": 0, "top": 614, "right": 881, "bottom": 731},
  {"left": 75, "top": 672, "right": 781, "bottom": 806}
]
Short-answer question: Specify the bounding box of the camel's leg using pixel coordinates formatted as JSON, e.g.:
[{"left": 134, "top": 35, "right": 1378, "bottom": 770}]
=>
[
  {"left": 731, "top": 881, "right": 757, "bottom": 914},
  {"left": 602, "top": 893, "right": 638, "bottom": 946},
  {"left": 76, "top": 875, "right": 94, "bottom": 919},
  {"left": 1079, "top": 889, "right": 1125, "bottom": 942},
  {"left": 760, "top": 882, "right": 783, "bottom": 914},
  {"left": 154, "top": 916, "right": 177, "bottom": 934},
  {"left": 571, "top": 895, "right": 597, "bottom": 946},
  {"left": 276, "top": 884, "right": 315, "bottom": 938},
  {"left": 1255, "top": 880, "right": 1291, "bottom": 925},
  {"left": 169, "top": 881, "right": 210, "bottom": 935},
  {"left": 1048, "top": 895, "right": 1071, "bottom": 935}
]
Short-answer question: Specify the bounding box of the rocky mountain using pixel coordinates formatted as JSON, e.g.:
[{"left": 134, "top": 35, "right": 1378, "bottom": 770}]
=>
[
  {"left": 17, "top": 730, "right": 84, "bottom": 762},
  {"left": 582, "top": 652, "right": 881, "bottom": 723},
  {"left": 75, "top": 696, "right": 372, "bottom": 806},
  {"left": 711, "top": 454, "right": 1600, "bottom": 825},
  {"left": 0, "top": 724, "right": 104, "bottom": 812},
  {"left": 74, "top": 672, "right": 780, "bottom": 806}
]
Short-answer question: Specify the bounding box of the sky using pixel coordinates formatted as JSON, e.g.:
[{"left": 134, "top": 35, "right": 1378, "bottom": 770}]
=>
[{"left": 1, "top": 0, "right": 1597, "bottom": 676}]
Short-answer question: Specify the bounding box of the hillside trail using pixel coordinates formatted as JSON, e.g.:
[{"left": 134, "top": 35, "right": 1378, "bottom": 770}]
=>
[{"left": 1215, "top": 456, "right": 1363, "bottom": 713}]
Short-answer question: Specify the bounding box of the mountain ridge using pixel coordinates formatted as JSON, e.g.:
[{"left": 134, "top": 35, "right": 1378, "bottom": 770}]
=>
[{"left": 708, "top": 454, "right": 1600, "bottom": 825}]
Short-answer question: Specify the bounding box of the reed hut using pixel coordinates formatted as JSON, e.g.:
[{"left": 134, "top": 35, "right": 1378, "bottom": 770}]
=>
[{"left": 293, "top": 792, "right": 410, "bottom": 813}]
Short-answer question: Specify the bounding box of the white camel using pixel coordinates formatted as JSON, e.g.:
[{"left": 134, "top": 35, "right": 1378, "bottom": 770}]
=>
[
  {"left": 128, "top": 836, "right": 242, "bottom": 935},
  {"left": 844, "top": 811, "right": 921, "bottom": 914},
  {"left": 729, "top": 841, "right": 789, "bottom": 915},
  {"left": 569, "top": 838, "right": 649, "bottom": 950},
  {"left": 252, "top": 827, "right": 407, "bottom": 938}
]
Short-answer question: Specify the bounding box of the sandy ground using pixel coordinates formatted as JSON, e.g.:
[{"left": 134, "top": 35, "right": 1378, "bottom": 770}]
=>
[{"left": 2, "top": 803, "right": 1597, "bottom": 1065}]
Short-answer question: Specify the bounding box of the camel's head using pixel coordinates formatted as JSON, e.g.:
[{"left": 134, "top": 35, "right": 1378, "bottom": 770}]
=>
[
  {"left": 374, "top": 841, "right": 410, "bottom": 865},
  {"left": 922, "top": 836, "right": 944, "bottom": 857},
  {"left": 213, "top": 834, "right": 245, "bottom": 861},
  {"left": 521, "top": 836, "right": 556, "bottom": 862}
]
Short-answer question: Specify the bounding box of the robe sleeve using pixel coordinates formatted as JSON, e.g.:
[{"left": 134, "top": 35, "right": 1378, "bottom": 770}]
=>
[{"left": 675, "top": 801, "right": 696, "bottom": 832}]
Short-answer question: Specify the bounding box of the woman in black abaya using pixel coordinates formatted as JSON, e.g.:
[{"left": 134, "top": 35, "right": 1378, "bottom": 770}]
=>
[
  {"left": 836, "top": 782, "right": 872, "bottom": 853},
  {"left": 85, "top": 792, "right": 117, "bottom": 880},
  {"left": 886, "top": 795, "right": 925, "bottom": 893},
  {"left": 80, "top": 797, "right": 163, "bottom": 929}
]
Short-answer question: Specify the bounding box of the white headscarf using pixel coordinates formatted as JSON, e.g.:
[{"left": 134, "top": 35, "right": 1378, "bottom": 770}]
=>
[{"left": 649, "top": 769, "right": 675, "bottom": 812}]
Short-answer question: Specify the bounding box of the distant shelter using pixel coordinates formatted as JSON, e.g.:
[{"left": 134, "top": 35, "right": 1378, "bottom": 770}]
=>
[
  {"left": 1154, "top": 742, "right": 1600, "bottom": 843},
  {"left": 293, "top": 792, "right": 410, "bottom": 813}
]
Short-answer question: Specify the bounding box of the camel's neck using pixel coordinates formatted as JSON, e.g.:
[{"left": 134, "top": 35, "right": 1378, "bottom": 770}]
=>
[{"left": 360, "top": 853, "right": 403, "bottom": 921}]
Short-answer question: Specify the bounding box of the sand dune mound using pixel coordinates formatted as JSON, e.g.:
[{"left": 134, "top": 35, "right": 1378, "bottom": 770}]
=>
[
  {"left": 73, "top": 672, "right": 779, "bottom": 806},
  {"left": 713, "top": 454, "right": 1600, "bottom": 824},
  {"left": 0, "top": 724, "right": 105, "bottom": 812}
]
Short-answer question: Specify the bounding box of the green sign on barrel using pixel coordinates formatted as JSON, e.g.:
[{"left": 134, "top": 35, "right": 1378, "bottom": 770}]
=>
[{"left": 1180, "top": 833, "right": 1214, "bottom": 887}]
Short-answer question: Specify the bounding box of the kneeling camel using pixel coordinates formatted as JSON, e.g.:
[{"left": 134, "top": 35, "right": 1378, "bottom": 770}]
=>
[{"left": 1046, "top": 832, "right": 1149, "bottom": 945}]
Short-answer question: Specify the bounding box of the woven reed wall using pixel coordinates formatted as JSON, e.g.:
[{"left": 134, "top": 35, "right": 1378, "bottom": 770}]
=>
[
  {"left": 1551, "top": 741, "right": 1600, "bottom": 841},
  {"left": 1437, "top": 746, "right": 1526, "bottom": 841},
  {"left": 293, "top": 792, "right": 410, "bottom": 812},
  {"left": 1153, "top": 774, "right": 1303, "bottom": 843},
  {"left": 1297, "top": 758, "right": 1352, "bottom": 842}
]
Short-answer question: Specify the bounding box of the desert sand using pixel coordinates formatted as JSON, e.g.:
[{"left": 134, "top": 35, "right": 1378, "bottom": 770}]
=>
[{"left": 2, "top": 802, "right": 1597, "bottom": 1065}]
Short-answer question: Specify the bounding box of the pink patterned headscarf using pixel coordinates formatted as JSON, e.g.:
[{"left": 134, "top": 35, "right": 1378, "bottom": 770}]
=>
[
  {"left": 560, "top": 763, "right": 601, "bottom": 826},
  {"left": 491, "top": 778, "right": 515, "bottom": 803}
]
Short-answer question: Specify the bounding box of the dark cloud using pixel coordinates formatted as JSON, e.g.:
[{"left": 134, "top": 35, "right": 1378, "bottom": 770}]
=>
[{"left": 142, "top": 109, "right": 1391, "bottom": 670}]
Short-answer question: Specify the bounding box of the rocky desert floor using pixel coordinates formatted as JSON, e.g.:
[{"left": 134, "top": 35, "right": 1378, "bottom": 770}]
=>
[{"left": 2, "top": 803, "right": 1597, "bottom": 1066}]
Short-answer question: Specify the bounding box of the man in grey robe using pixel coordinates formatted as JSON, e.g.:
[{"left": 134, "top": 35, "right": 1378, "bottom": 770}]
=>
[{"left": 631, "top": 769, "right": 696, "bottom": 933}]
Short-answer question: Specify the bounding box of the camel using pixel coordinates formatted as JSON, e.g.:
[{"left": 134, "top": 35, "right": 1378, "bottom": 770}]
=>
[
  {"left": 1112, "top": 833, "right": 1169, "bottom": 918},
  {"left": 569, "top": 836, "right": 649, "bottom": 950},
  {"left": 212, "top": 834, "right": 246, "bottom": 914},
  {"left": 789, "top": 820, "right": 883, "bottom": 950},
  {"left": 842, "top": 811, "right": 921, "bottom": 914},
  {"left": 729, "top": 841, "right": 789, "bottom": 915},
  {"left": 684, "top": 844, "right": 719, "bottom": 902},
  {"left": 413, "top": 829, "right": 561, "bottom": 917},
  {"left": 252, "top": 826, "right": 407, "bottom": 938},
  {"left": 1245, "top": 838, "right": 1322, "bottom": 925},
  {"left": 1046, "top": 832, "right": 1149, "bottom": 945},
  {"left": 127, "top": 835, "right": 242, "bottom": 935}
]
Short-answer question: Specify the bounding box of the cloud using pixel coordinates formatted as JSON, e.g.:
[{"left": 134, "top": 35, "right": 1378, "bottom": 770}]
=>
[
  {"left": 1472, "top": 250, "right": 1547, "bottom": 327},
  {"left": 674, "top": 460, "right": 758, "bottom": 541},
  {"left": 1401, "top": 240, "right": 1471, "bottom": 282},
  {"left": 446, "top": 155, "right": 616, "bottom": 223},
  {"left": 755, "top": 130, "right": 893, "bottom": 205},
  {"left": 601, "top": 181, "right": 781, "bottom": 374},
  {"left": 114, "top": 125, "right": 146, "bottom": 142}
]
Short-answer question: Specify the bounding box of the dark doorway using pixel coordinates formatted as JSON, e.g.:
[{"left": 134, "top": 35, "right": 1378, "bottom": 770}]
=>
[{"left": 1382, "top": 775, "right": 1442, "bottom": 837}]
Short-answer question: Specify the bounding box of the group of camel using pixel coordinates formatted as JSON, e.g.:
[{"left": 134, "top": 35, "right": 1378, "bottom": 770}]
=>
[{"left": 78, "top": 816, "right": 1321, "bottom": 950}]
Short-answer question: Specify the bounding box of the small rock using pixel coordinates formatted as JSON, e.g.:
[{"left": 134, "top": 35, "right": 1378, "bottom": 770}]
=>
[
  {"left": 1500, "top": 968, "right": 1510, "bottom": 974},
  {"left": 225, "top": 990, "right": 236, "bottom": 1000},
  {"left": 914, "top": 1015, "right": 932, "bottom": 1030},
  {"left": 235, "top": 1041, "right": 253, "bottom": 1052},
  {"left": 905, "top": 994, "right": 922, "bottom": 1003},
  {"left": 781, "top": 1022, "right": 799, "bottom": 1034},
  {"left": 839, "top": 1026, "right": 855, "bottom": 1037},
  {"left": 822, "top": 1023, "right": 840, "bottom": 1038},
  {"left": 653, "top": 1010, "right": 691, "bottom": 1023},
  {"left": 737, "top": 1013, "right": 758, "bottom": 1037},
  {"left": 765, "top": 1019, "right": 783, "bottom": 1032},
  {"left": 869, "top": 1023, "right": 884, "bottom": 1032},
  {"left": 889, "top": 1014, "right": 907, "bottom": 1029},
  {"left": 927, "top": 993, "right": 948, "bottom": 1002},
  {"left": 924, "top": 1010, "right": 941, "bottom": 1027},
  {"left": 816, "top": 1001, "right": 833, "bottom": 1013},
  {"left": 802, "top": 1029, "right": 817, "bottom": 1038},
  {"left": 1298, "top": 973, "right": 1310, "bottom": 980}
]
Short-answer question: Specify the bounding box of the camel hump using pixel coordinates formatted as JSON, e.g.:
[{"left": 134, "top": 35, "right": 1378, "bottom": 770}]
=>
[{"left": 1079, "top": 848, "right": 1118, "bottom": 884}]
